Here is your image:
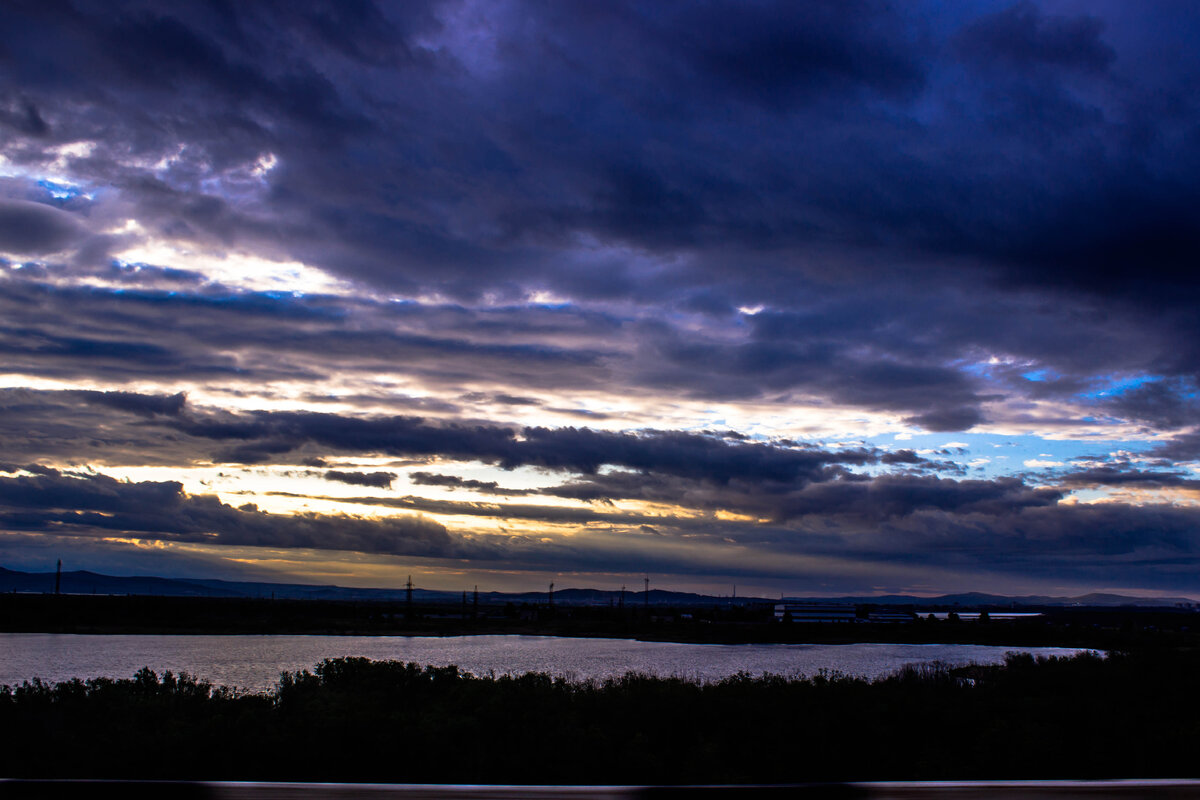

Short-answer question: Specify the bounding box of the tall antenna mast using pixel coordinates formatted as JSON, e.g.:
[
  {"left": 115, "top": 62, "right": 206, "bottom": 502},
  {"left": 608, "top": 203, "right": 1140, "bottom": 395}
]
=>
[{"left": 405, "top": 575, "right": 414, "bottom": 619}]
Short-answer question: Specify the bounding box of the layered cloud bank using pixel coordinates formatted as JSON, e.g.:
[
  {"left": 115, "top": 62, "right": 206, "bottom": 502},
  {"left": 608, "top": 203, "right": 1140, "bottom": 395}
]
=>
[{"left": 0, "top": 1, "right": 1197, "bottom": 595}]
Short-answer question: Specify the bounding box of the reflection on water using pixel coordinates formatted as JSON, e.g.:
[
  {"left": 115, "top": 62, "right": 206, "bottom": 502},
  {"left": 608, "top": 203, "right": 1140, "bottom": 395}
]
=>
[{"left": 0, "top": 633, "right": 1095, "bottom": 693}]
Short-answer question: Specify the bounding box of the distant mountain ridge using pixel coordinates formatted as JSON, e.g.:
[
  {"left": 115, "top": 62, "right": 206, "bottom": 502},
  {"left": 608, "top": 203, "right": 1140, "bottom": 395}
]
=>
[
  {"left": 0, "top": 566, "right": 1192, "bottom": 607},
  {"left": 781, "top": 591, "right": 1197, "bottom": 608}
]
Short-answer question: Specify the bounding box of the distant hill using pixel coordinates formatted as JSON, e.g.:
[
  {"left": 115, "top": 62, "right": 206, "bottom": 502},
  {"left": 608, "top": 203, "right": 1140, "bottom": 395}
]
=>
[
  {"left": 0, "top": 567, "right": 748, "bottom": 606},
  {"left": 0, "top": 566, "right": 443, "bottom": 602},
  {"left": 781, "top": 591, "right": 1197, "bottom": 608},
  {"left": 0, "top": 566, "right": 1191, "bottom": 607}
]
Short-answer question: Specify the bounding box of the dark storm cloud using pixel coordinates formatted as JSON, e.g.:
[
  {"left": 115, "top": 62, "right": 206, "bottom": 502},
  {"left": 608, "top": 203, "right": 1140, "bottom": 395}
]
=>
[
  {"left": 539, "top": 470, "right": 1057, "bottom": 525},
  {"left": 278, "top": 472, "right": 1058, "bottom": 534},
  {"left": 0, "top": 95, "right": 49, "bottom": 136},
  {"left": 301, "top": 393, "right": 462, "bottom": 414},
  {"left": 167, "top": 406, "right": 876, "bottom": 482},
  {"left": 4, "top": 0, "right": 1194, "bottom": 307},
  {"left": 955, "top": 2, "right": 1116, "bottom": 74},
  {"left": 1105, "top": 380, "right": 1200, "bottom": 430},
  {"left": 675, "top": 0, "right": 926, "bottom": 105},
  {"left": 0, "top": 388, "right": 219, "bottom": 466},
  {"left": 0, "top": 466, "right": 464, "bottom": 558},
  {"left": 324, "top": 470, "right": 397, "bottom": 489},
  {"left": 0, "top": 323, "right": 241, "bottom": 379},
  {"left": 1151, "top": 432, "right": 1200, "bottom": 463},
  {"left": 0, "top": 199, "right": 86, "bottom": 254},
  {"left": 10, "top": 266, "right": 1167, "bottom": 431},
  {"left": 0, "top": 386, "right": 894, "bottom": 490},
  {"left": 75, "top": 389, "right": 187, "bottom": 417},
  {"left": 0, "top": 273, "right": 619, "bottom": 390},
  {"left": 460, "top": 393, "right": 541, "bottom": 407},
  {"left": 514, "top": 425, "right": 873, "bottom": 481},
  {"left": 0, "top": 386, "right": 880, "bottom": 480},
  {"left": 940, "top": 4, "right": 1200, "bottom": 312},
  {"left": 880, "top": 449, "right": 925, "bottom": 465},
  {"left": 408, "top": 472, "right": 525, "bottom": 495},
  {"left": 5, "top": 391, "right": 1200, "bottom": 591},
  {"left": 818, "top": 502, "right": 1200, "bottom": 593},
  {"left": 1057, "top": 466, "right": 1200, "bottom": 491},
  {"left": 288, "top": 492, "right": 685, "bottom": 529},
  {"left": 265, "top": 475, "right": 1200, "bottom": 592},
  {"left": 768, "top": 475, "right": 1060, "bottom": 522},
  {"left": 629, "top": 307, "right": 995, "bottom": 428},
  {"left": 2, "top": 0, "right": 1199, "bottom": 428}
]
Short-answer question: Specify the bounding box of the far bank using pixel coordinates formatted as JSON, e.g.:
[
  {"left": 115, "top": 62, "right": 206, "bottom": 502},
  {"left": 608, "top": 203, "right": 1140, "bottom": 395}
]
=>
[{"left": 2, "top": 592, "right": 1195, "bottom": 650}]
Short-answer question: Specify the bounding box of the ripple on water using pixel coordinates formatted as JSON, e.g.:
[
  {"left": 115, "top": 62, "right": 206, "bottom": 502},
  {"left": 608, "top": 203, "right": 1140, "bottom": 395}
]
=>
[{"left": 0, "top": 633, "right": 1098, "bottom": 693}]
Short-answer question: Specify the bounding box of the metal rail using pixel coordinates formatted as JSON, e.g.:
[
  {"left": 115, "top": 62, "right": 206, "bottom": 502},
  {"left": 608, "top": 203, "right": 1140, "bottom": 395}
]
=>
[{"left": 4, "top": 781, "right": 1200, "bottom": 799}]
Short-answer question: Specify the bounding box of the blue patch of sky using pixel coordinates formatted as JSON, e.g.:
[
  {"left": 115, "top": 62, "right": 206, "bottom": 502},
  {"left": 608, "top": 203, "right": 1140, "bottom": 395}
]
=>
[
  {"left": 1080, "top": 374, "right": 1161, "bottom": 399},
  {"left": 861, "top": 431, "right": 1158, "bottom": 480},
  {"left": 37, "top": 179, "right": 93, "bottom": 202}
]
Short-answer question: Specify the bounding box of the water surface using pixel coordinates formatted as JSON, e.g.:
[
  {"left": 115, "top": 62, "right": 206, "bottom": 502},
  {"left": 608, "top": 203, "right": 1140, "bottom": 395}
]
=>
[{"left": 0, "top": 633, "right": 1095, "bottom": 693}]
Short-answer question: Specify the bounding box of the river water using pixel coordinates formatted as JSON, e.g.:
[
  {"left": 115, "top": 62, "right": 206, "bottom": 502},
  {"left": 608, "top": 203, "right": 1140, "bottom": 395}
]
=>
[{"left": 0, "top": 633, "right": 1094, "bottom": 693}]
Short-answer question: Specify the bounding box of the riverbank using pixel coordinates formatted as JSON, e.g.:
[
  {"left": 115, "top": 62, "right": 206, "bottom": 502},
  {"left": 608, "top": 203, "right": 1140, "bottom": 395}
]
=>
[{"left": 2, "top": 592, "right": 1196, "bottom": 651}]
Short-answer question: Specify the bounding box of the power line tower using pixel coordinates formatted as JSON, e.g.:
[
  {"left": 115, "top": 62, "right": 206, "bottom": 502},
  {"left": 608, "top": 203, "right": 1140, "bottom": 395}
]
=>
[{"left": 405, "top": 575, "right": 414, "bottom": 620}]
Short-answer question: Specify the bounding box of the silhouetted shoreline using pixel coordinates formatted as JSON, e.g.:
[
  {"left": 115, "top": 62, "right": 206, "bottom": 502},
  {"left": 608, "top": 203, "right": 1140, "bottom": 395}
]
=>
[{"left": 2, "top": 592, "right": 1196, "bottom": 650}]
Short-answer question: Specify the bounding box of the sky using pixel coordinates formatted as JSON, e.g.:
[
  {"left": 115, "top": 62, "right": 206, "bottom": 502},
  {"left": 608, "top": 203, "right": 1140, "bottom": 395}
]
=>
[{"left": 1, "top": 0, "right": 1199, "bottom": 599}]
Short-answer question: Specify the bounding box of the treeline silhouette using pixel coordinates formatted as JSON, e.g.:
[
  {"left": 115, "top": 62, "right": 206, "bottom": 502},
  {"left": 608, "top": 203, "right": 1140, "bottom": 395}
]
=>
[{"left": 2, "top": 650, "right": 1198, "bottom": 782}]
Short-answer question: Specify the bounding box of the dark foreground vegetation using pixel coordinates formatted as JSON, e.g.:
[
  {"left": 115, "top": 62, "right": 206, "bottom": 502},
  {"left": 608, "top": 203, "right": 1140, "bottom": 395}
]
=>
[{"left": 3, "top": 650, "right": 1199, "bottom": 783}]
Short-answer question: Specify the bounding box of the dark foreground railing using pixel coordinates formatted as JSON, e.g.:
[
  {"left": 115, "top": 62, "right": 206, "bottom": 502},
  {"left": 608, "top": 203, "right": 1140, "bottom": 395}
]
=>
[{"left": 4, "top": 781, "right": 1200, "bottom": 799}]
